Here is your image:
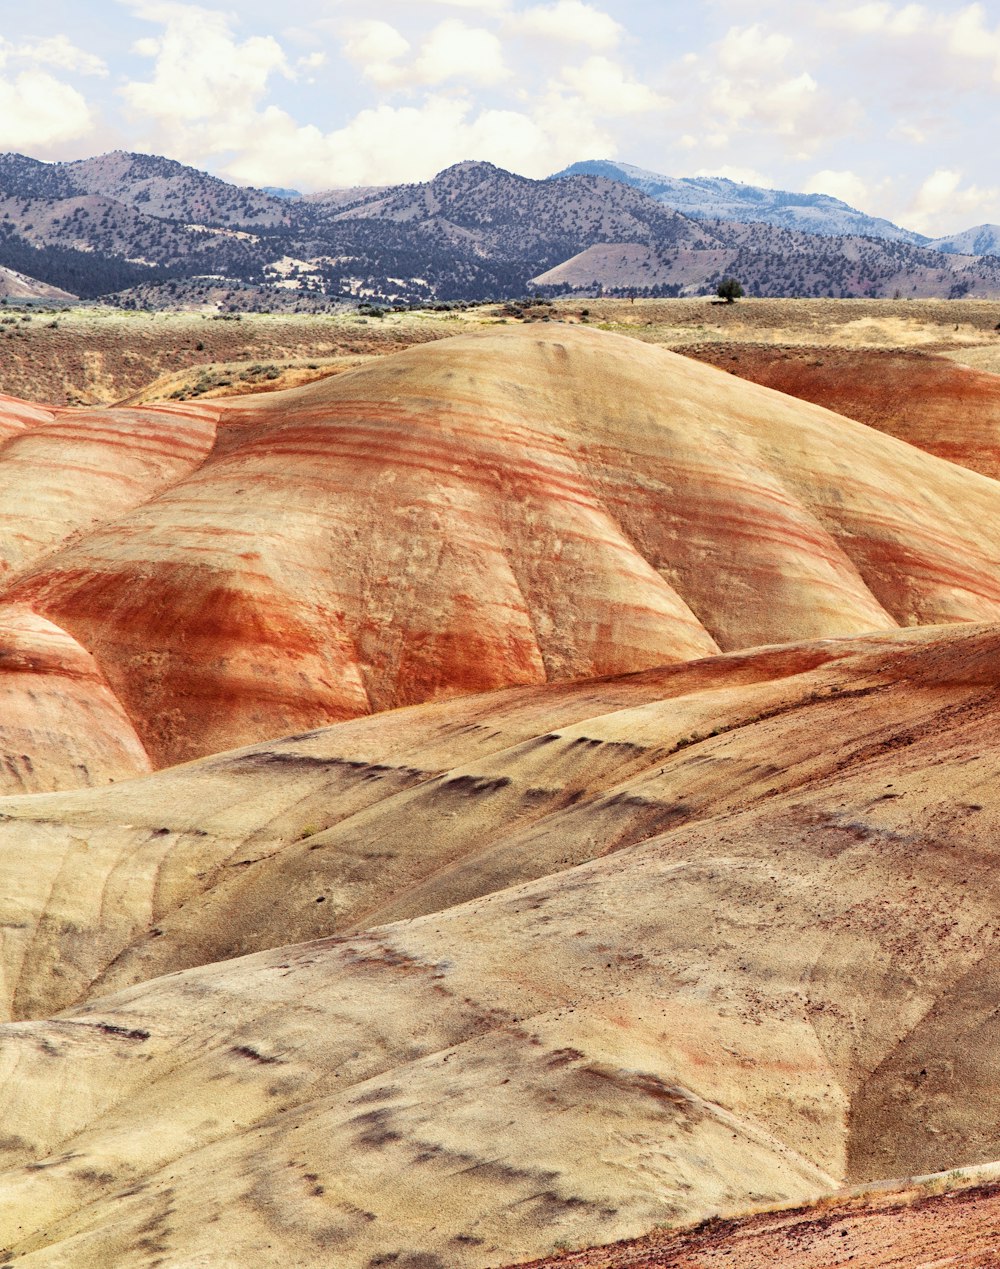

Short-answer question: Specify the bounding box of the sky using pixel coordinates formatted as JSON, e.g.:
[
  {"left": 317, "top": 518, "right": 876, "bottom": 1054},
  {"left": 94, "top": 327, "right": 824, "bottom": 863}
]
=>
[{"left": 0, "top": 0, "right": 996, "bottom": 236}]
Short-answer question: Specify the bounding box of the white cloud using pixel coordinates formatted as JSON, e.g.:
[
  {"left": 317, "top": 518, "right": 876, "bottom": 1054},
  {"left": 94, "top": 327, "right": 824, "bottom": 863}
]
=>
[
  {"left": 0, "top": 69, "right": 96, "bottom": 150},
  {"left": 717, "top": 24, "right": 793, "bottom": 73},
  {"left": 342, "top": 20, "right": 410, "bottom": 87},
  {"left": 889, "top": 120, "right": 927, "bottom": 144},
  {"left": 11, "top": 35, "right": 108, "bottom": 77},
  {"left": 906, "top": 167, "right": 1000, "bottom": 235},
  {"left": 112, "top": 0, "right": 633, "bottom": 186},
  {"left": 121, "top": 2, "right": 289, "bottom": 124},
  {"left": 218, "top": 91, "right": 613, "bottom": 190},
  {"left": 342, "top": 17, "right": 508, "bottom": 89},
  {"left": 833, "top": 3, "right": 926, "bottom": 37},
  {"left": 828, "top": 2, "right": 1000, "bottom": 81},
  {"left": 560, "top": 55, "right": 666, "bottom": 115},
  {"left": 946, "top": 3, "right": 1000, "bottom": 71},
  {"left": 714, "top": 68, "right": 821, "bottom": 135},
  {"left": 804, "top": 168, "right": 870, "bottom": 207},
  {"left": 668, "top": 21, "right": 855, "bottom": 159},
  {"left": 412, "top": 20, "right": 509, "bottom": 86},
  {"left": 406, "top": 0, "right": 509, "bottom": 7},
  {"left": 512, "top": 1, "right": 622, "bottom": 50}
]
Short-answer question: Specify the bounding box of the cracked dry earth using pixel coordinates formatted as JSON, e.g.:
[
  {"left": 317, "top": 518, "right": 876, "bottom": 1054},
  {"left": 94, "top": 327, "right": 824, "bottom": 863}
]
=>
[{"left": 1, "top": 325, "right": 1000, "bottom": 1264}]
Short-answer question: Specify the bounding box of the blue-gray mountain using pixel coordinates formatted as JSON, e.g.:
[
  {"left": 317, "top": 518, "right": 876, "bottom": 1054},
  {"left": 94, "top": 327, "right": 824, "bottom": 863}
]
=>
[
  {"left": 551, "top": 160, "right": 932, "bottom": 245},
  {"left": 0, "top": 150, "right": 998, "bottom": 307},
  {"left": 931, "top": 225, "right": 1000, "bottom": 257}
]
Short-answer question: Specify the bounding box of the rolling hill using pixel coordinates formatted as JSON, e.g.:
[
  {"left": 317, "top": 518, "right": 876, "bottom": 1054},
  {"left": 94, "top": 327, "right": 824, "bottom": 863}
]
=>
[
  {"left": 3, "top": 323, "right": 1000, "bottom": 1265},
  {"left": 931, "top": 224, "right": 1000, "bottom": 256},
  {"left": 9, "top": 326, "right": 1000, "bottom": 774},
  {"left": 0, "top": 264, "right": 74, "bottom": 301},
  {"left": 679, "top": 344, "right": 1000, "bottom": 480},
  {"left": 1, "top": 620, "right": 1000, "bottom": 1264}
]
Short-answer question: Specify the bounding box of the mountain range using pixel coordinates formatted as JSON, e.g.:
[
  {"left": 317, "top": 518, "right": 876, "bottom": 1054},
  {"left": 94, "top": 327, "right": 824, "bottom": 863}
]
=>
[
  {"left": 552, "top": 159, "right": 932, "bottom": 244},
  {"left": 933, "top": 224, "right": 1000, "bottom": 256},
  {"left": 0, "top": 150, "right": 998, "bottom": 307}
]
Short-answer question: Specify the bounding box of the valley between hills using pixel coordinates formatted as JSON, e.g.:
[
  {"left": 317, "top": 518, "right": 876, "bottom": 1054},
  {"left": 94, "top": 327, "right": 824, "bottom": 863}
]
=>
[{"left": 3, "top": 305, "right": 1000, "bottom": 1266}]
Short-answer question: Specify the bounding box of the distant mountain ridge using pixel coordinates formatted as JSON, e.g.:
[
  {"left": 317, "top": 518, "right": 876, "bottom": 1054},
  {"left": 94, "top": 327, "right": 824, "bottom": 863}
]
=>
[
  {"left": 0, "top": 150, "right": 289, "bottom": 228},
  {"left": 0, "top": 149, "right": 998, "bottom": 307},
  {"left": 932, "top": 224, "right": 1000, "bottom": 257},
  {"left": 551, "top": 159, "right": 931, "bottom": 245}
]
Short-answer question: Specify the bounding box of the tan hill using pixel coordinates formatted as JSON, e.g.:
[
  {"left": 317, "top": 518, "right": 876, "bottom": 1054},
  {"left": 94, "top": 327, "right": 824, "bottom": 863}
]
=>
[
  {"left": 0, "top": 264, "right": 73, "bottom": 300},
  {"left": 531, "top": 224, "right": 1000, "bottom": 298},
  {"left": 12, "top": 324, "right": 1000, "bottom": 773},
  {"left": 1, "top": 297, "right": 997, "bottom": 410},
  {"left": 2, "top": 621, "right": 1000, "bottom": 1264},
  {"left": 0, "top": 306, "right": 441, "bottom": 407},
  {"left": 680, "top": 343, "right": 1000, "bottom": 480}
]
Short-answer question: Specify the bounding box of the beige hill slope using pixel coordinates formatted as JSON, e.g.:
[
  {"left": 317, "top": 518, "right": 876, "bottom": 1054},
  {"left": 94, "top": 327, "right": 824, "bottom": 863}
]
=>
[
  {"left": 7, "top": 326, "right": 1000, "bottom": 774},
  {"left": 0, "top": 266, "right": 73, "bottom": 301},
  {"left": 2, "top": 623, "right": 1000, "bottom": 1263}
]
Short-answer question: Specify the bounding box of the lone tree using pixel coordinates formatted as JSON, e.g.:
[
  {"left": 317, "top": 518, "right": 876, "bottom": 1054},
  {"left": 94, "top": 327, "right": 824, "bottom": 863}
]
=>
[{"left": 717, "top": 277, "right": 744, "bottom": 303}]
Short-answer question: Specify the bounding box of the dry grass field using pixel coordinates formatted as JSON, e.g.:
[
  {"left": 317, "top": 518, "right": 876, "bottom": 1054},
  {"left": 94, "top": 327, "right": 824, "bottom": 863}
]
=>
[{"left": 3, "top": 297, "right": 1000, "bottom": 406}]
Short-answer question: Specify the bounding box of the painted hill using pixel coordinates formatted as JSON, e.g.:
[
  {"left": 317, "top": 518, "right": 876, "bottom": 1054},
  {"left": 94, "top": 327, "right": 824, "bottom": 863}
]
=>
[
  {"left": 12, "top": 326, "right": 1000, "bottom": 772},
  {"left": 516, "top": 1172, "right": 1000, "bottom": 1267},
  {"left": 679, "top": 345, "right": 1000, "bottom": 480},
  {"left": 3, "top": 321, "right": 1000, "bottom": 1266},
  {"left": 3, "top": 620, "right": 1000, "bottom": 1264}
]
